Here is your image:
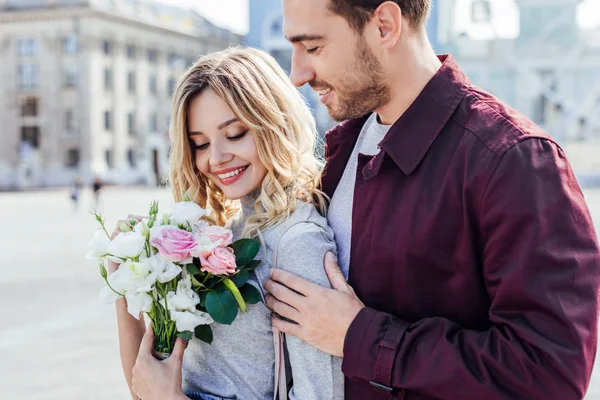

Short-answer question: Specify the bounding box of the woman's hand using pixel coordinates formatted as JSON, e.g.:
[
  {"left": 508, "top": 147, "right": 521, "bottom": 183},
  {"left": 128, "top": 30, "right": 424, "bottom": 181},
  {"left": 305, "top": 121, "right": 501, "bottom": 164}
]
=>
[{"left": 131, "top": 327, "right": 189, "bottom": 400}]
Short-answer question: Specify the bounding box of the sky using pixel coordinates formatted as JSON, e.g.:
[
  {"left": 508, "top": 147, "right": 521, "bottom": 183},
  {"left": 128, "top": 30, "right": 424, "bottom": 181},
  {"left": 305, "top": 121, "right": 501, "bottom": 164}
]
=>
[{"left": 160, "top": 0, "right": 600, "bottom": 38}]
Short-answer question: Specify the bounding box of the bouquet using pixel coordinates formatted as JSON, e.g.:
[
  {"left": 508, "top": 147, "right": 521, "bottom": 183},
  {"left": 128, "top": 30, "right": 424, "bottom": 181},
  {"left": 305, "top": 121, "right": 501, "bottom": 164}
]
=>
[{"left": 86, "top": 196, "right": 261, "bottom": 358}]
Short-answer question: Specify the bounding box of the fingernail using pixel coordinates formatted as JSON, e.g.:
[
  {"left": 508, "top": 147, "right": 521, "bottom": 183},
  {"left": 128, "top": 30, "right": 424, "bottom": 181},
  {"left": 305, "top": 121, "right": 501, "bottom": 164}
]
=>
[{"left": 326, "top": 252, "right": 336, "bottom": 262}]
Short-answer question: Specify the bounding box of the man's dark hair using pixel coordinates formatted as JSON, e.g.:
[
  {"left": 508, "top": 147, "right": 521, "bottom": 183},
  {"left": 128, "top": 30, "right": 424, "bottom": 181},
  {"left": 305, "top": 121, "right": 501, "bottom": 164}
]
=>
[{"left": 328, "top": 0, "right": 431, "bottom": 32}]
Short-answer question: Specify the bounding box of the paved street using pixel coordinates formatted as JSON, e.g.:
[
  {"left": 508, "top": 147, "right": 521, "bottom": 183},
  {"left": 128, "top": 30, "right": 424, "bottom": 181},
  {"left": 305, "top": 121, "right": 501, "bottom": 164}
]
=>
[{"left": 1, "top": 186, "right": 600, "bottom": 399}]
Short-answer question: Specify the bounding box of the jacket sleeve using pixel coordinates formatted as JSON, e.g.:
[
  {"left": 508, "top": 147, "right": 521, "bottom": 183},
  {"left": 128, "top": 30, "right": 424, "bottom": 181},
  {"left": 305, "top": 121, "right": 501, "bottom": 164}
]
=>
[
  {"left": 342, "top": 138, "right": 600, "bottom": 399},
  {"left": 276, "top": 221, "right": 345, "bottom": 400}
]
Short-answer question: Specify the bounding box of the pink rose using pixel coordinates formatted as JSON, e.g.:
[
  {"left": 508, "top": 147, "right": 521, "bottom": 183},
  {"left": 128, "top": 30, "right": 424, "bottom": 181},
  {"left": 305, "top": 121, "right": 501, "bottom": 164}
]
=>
[
  {"left": 200, "top": 226, "right": 233, "bottom": 246},
  {"left": 200, "top": 246, "right": 237, "bottom": 275},
  {"left": 151, "top": 227, "right": 197, "bottom": 263}
]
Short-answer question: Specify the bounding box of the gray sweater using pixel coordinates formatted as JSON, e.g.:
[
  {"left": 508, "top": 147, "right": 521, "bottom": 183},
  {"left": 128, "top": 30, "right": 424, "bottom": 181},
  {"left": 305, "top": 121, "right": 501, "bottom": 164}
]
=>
[{"left": 181, "top": 193, "right": 344, "bottom": 400}]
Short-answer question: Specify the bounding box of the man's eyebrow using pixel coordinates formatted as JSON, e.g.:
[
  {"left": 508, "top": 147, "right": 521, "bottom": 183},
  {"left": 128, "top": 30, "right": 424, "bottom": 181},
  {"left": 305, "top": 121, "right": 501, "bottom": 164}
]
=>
[{"left": 285, "top": 34, "right": 325, "bottom": 43}]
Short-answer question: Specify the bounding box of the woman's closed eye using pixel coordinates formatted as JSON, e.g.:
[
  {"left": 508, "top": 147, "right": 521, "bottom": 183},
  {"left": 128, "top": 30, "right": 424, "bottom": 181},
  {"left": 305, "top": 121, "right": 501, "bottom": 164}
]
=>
[
  {"left": 191, "top": 131, "right": 247, "bottom": 152},
  {"left": 228, "top": 130, "right": 248, "bottom": 141},
  {"left": 192, "top": 142, "right": 209, "bottom": 151}
]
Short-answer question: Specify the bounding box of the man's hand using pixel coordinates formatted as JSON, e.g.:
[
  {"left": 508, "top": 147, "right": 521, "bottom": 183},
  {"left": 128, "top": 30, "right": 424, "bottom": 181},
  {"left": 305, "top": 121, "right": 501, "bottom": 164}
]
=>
[
  {"left": 265, "top": 252, "right": 364, "bottom": 357},
  {"left": 131, "top": 327, "right": 189, "bottom": 400}
]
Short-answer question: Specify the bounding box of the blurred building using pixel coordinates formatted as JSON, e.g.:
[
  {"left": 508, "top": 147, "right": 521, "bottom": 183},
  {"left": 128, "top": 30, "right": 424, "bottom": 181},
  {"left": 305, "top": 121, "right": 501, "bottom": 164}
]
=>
[
  {"left": 432, "top": 0, "right": 600, "bottom": 182},
  {"left": 0, "top": 0, "right": 241, "bottom": 190},
  {"left": 246, "top": 0, "right": 442, "bottom": 137}
]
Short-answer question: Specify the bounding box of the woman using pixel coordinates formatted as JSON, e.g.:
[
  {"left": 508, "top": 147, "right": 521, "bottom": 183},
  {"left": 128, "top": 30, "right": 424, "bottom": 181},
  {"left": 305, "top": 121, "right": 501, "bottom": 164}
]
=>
[{"left": 110, "top": 47, "right": 344, "bottom": 400}]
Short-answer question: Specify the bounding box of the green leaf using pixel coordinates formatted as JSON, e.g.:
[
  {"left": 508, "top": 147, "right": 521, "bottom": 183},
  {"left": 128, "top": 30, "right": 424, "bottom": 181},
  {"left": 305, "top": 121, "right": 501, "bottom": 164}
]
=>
[
  {"left": 197, "top": 292, "right": 207, "bottom": 309},
  {"left": 177, "top": 331, "right": 192, "bottom": 341},
  {"left": 240, "top": 284, "right": 261, "bottom": 305},
  {"left": 230, "top": 269, "right": 249, "bottom": 287},
  {"left": 205, "top": 289, "right": 238, "bottom": 325},
  {"left": 186, "top": 263, "right": 201, "bottom": 275},
  {"left": 194, "top": 324, "right": 213, "bottom": 345},
  {"left": 243, "top": 259, "right": 261, "bottom": 272},
  {"left": 229, "top": 239, "right": 260, "bottom": 267}
]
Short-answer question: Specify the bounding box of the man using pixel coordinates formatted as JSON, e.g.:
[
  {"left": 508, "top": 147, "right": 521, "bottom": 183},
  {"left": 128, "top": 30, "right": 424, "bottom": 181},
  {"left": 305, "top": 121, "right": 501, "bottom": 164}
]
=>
[{"left": 264, "top": 0, "right": 600, "bottom": 398}]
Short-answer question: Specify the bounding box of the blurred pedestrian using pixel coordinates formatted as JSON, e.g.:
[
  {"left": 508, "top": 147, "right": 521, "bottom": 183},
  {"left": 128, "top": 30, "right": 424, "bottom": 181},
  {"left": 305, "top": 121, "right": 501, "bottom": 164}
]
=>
[
  {"left": 70, "top": 177, "right": 82, "bottom": 210},
  {"left": 92, "top": 176, "right": 103, "bottom": 209}
]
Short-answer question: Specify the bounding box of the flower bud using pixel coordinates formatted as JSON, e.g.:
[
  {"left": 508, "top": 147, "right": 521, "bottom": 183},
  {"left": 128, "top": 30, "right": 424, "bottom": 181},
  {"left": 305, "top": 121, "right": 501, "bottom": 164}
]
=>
[
  {"left": 99, "top": 263, "right": 108, "bottom": 279},
  {"left": 118, "top": 222, "right": 132, "bottom": 232}
]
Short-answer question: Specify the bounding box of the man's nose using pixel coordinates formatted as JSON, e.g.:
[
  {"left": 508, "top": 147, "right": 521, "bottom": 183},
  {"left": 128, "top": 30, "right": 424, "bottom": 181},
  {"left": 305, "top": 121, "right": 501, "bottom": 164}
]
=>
[{"left": 290, "top": 51, "right": 315, "bottom": 88}]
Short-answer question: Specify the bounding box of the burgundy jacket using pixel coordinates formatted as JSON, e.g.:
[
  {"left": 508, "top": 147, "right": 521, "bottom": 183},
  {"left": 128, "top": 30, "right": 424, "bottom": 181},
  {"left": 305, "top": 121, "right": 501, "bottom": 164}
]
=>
[{"left": 322, "top": 55, "right": 600, "bottom": 400}]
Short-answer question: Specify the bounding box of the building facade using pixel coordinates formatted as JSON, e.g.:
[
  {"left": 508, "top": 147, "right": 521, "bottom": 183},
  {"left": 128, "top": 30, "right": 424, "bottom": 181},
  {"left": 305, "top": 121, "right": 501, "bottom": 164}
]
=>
[
  {"left": 246, "top": 0, "right": 442, "bottom": 137},
  {"left": 433, "top": 0, "right": 600, "bottom": 182},
  {"left": 0, "top": 0, "right": 241, "bottom": 190}
]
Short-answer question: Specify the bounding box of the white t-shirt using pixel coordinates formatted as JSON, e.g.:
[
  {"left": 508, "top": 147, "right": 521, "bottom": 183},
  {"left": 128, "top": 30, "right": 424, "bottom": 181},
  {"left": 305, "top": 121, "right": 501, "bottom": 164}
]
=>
[{"left": 327, "top": 113, "right": 392, "bottom": 277}]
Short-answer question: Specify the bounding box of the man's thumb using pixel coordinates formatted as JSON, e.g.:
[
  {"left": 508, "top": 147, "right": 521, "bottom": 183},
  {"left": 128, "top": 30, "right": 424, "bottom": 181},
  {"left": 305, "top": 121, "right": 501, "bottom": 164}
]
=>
[{"left": 324, "top": 252, "right": 347, "bottom": 291}]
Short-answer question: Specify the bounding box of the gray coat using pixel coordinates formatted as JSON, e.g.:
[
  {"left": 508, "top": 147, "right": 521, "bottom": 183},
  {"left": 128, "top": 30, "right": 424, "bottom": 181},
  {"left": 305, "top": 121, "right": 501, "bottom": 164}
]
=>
[{"left": 181, "top": 194, "right": 344, "bottom": 400}]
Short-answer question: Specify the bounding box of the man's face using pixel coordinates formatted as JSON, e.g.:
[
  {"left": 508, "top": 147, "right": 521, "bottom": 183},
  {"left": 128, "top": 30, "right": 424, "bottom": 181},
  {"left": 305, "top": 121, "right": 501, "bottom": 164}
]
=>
[{"left": 283, "top": 0, "right": 390, "bottom": 121}]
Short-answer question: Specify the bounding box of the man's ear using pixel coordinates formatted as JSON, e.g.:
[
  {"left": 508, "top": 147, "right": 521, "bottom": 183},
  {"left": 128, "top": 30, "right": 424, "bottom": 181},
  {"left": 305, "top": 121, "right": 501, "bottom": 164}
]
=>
[{"left": 372, "top": 2, "right": 402, "bottom": 49}]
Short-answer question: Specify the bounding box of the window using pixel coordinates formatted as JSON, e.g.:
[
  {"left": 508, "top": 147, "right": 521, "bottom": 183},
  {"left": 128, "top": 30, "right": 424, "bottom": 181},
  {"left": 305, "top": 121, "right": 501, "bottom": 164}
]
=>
[
  {"left": 65, "top": 148, "right": 80, "bottom": 168},
  {"left": 149, "top": 73, "right": 157, "bottom": 95},
  {"left": 18, "top": 63, "right": 39, "bottom": 89},
  {"left": 149, "top": 113, "right": 158, "bottom": 132},
  {"left": 65, "top": 109, "right": 74, "bottom": 132},
  {"left": 128, "top": 112, "right": 136, "bottom": 135},
  {"left": 270, "top": 16, "right": 283, "bottom": 36},
  {"left": 104, "top": 110, "right": 112, "bottom": 131},
  {"left": 64, "top": 66, "right": 78, "bottom": 88},
  {"left": 128, "top": 71, "right": 136, "bottom": 93},
  {"left": 20, "top": 97, "right": 38, "bottom": 117},
  {"left": 105, "top": 149, "right": 113, "bottom": 168},
  {"left": 17, "top": 38, "right": 38, "bottom": 57},
  {"left": 147, "top": 49, "right": 157, "bottom": 63},
  {"left": 104, "top": 68, "right": 113, "bottom": 90},
  {"left": 126, "top": 44, "right": 136, "bottom": 60},
  {"left": 167, "top": 77, "right": 176, "bottom": 95},
  {"left": 63, "top": 34, "right": 78, "bottom": 54},
  {"left": 20, "top": 126, "right": 40, "bottom": 148},
  {"left": 102, "top": 40, "right": 113, "bottom": 55},
  {"left": 127, "top": 148, "right": 136, "bottom": 167},
  {"left": 168, "top": 53, "right": 183, "bottom": 68}
]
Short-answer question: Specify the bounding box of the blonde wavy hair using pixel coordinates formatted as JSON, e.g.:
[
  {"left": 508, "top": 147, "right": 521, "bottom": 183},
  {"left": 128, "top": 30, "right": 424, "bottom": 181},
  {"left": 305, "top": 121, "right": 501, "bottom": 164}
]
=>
[{"left": 169, "top": 47, "right": 327, "bottom": 238}]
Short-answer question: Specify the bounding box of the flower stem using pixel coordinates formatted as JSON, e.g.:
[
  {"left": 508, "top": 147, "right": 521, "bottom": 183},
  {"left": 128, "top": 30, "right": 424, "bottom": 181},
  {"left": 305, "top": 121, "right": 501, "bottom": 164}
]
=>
[
  {"left": 103, "top": 275, "right": 124, "bottom": 297},
  {"left": 223, "top": 278, "right": 246, "bottom": 313}
]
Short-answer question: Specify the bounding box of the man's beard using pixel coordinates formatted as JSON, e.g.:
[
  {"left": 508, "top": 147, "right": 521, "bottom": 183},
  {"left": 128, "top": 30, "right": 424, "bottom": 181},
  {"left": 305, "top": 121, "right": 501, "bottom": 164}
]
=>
[{"left": 316, "top": 36, "right": 390, "bottom": 122}]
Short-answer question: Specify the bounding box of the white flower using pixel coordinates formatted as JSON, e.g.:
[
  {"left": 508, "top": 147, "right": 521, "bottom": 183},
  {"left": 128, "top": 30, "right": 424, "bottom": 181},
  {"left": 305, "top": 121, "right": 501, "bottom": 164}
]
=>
[
  {"left": 191, "top": 219, "right": 209, "bottom": 233},
  {"left": 86, "top": 230, "right": 110, "bottom": 262},
  {"left": 134, "top": 220, "right": 150, "bottom": 239},
  {"left": 190, "top": 233, "right": 218, "bottom": 258},
  {"left": 170, "top": 201, "right": 206, "bottom": 225},
  {"left": 147, "top": 255, "right": 182, "bottom": 283},
  {"left": 170, "top": 309, "right": 213, "bottom": 332},
  {"left": 107, "top": 231, "right": 146, "bottom": 259},
  {"left": 113, "top": 259, "right": 157, "bottom": 293},
  {"left": 125, "top": 291, "right": 153, "bottom": 319},
  {"left": 99, "top": 272, "right": 124, "bottom": 304},
  {"left": 164, "top": 275, "right": 213, "bottom": 331}
]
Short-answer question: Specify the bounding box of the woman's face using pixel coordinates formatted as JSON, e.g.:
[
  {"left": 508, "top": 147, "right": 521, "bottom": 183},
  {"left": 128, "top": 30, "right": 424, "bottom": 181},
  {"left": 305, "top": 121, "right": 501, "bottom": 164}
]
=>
[{"left": 187, "top": 89, "right": 267, "bottom": 200}]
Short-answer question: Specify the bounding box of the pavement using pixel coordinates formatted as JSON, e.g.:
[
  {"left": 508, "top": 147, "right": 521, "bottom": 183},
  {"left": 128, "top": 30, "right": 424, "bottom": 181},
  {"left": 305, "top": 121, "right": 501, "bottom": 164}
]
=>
[{"left": 1, "top": 186, "right": 600, "bottom": 399}]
